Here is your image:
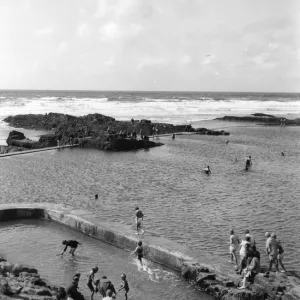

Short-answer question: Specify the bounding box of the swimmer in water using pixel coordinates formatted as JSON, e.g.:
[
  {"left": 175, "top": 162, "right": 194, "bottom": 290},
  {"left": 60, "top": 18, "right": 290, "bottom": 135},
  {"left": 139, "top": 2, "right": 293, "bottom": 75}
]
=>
[
  {"left": 132, "top": 241, "right": 144, "bottom": 266},
  {"left": 204, "top": 166, "right": 211, "bottom": 174},
  {"left": 281, "top": 151, "right": 285, "bottom": 156},
  {"left": 226, "top": 140, "right": 229, "bottom": 144},
  {"left": 95, "top": 194, "right": 98, "bottom": 200}
]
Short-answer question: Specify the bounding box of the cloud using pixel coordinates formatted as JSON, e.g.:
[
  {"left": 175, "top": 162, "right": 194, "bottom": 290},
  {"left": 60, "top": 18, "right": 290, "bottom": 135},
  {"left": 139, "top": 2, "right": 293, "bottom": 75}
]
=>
[
  {"left": 137, "top": 57, "right": 165, "bottom": 70},
  {"left": 57, "top": 42, "right": 68, "bottom": 54},
  {"left": 181, "top": 55, "right": 191, "bottom": 64},
  {"left": 99, "top": 22, "right": 120, "bottom": 40},
  {"left": 35, "top": 28, "right": 54, "bottom": 36},
  {"left": 104, "top": 56, "right": 115, "bottom": 66},
  {"left": 77, "top": 23, "right": 91, "bottom": 38}
]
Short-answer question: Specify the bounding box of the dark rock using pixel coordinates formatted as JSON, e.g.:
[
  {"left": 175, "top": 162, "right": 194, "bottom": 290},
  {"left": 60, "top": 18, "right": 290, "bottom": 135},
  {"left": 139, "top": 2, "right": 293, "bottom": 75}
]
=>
[
  {"left": 35, "top": 288, "right": 52, "bottom": 296},
  {"left": 196, "top": 272, "right": 216, "bottom": 284}
]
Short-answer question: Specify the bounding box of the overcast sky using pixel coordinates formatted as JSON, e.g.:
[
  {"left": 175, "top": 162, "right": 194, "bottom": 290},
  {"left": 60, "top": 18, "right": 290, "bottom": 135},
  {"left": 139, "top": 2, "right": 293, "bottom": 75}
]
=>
[{"left": 1, "top": 0, "right": 299, "bottom": 92}]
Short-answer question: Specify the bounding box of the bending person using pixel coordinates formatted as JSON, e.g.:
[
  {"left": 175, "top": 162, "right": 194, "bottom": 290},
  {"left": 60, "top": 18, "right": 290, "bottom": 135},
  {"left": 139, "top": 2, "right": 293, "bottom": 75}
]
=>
[{"left": 61, "top": 240, "right": 81, "bottom": 257}]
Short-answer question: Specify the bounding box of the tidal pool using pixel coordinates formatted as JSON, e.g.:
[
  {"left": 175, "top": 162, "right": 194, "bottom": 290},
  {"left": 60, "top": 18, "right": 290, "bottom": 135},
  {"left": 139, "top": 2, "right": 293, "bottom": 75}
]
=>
[{"left": 0, "top": 219, "right": 212, "bottom": 300}]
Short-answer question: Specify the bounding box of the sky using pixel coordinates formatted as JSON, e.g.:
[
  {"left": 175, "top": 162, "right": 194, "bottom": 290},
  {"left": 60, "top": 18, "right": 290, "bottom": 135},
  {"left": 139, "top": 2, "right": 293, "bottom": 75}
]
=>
[{"left": 0, "top": 0, "right": 300, "bottom": 92}]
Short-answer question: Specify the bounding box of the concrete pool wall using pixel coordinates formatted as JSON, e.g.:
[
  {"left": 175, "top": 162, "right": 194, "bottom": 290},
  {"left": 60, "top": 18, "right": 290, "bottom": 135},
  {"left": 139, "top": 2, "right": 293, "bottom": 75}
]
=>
[{"left": 0, "top": 203, "right": 197, "bottom": 271}]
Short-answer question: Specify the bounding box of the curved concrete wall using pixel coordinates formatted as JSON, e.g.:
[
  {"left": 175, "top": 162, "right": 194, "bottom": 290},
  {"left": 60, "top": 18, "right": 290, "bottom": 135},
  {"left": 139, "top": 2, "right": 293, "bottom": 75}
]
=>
[{"left": 0, "top": 203, "right": 197, "bottom": 271}]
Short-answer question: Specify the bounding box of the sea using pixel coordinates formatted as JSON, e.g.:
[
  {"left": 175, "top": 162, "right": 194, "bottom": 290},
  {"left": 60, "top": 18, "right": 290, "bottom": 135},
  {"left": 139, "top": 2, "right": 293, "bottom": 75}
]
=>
[{"left": 0, "top": 90, "right": 300, "bottom": 299}]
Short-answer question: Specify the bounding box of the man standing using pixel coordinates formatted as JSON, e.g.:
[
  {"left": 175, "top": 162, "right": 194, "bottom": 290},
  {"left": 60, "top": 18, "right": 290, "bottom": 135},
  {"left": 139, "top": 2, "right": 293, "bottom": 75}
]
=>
[
  {"left": 229, "top": 229, "right": 240, "bottom": 266},
  {"left": 135, "top": 207, "right": 144, "bottom": 235},
  {"left": 266, "top": 233, "right": 279, "bottom": 272}
]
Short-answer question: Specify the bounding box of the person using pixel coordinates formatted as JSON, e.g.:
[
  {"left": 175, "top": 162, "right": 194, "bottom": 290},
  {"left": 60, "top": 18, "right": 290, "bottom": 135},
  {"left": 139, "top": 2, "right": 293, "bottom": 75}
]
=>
[
  {"left": 140, "top": 129, "right": 143, "bottom": 140},
  {"left": 226, "top": 140, "right": 229, "bottom": 144},
  {"left": 204, "top": 166, "right": 211, "bottom": 175},
  {"left": 236, "top": 236, "right": 251, "bottom": 274},
  {"left": 131, "top": 118, "right": 134, "bottom": 125},
  {"left": 266, "top": 233, "right": 279, "bottom": 272},
  {"left": 87, "top": 266, "right": 99, "bottom": 300},
  {"left": 66, "top": 277, "right": 85, "bottom": 300},
  {"left": 172, "top": 133, "right": 175, "bottom": 139},
  {"left": 245, "top": 165, "right": 249, "bottom": 171},
  {"left": 281, "top": 151, "right": 285, "bottom": 156},
  {"left": 135, "top": 206, "right": 144, "bottom": 235},
  {"left": 132, "top": 241, "right": 144, "bottom": 265},
  {"left": 238, "top": 252, "right": 261, "bottom": 289},
  {"left": 132, "top": 129, "right": 137, "bottom": 139},
  {"left": 98, "top": 276, "right": 116, "bottom": 298},
  {"left": 245, "top": 156, "right": 252, "bottom": 168},
  {"left": 117, "top": 274, "right": 129, "bottom": 300},
  {"left": 229, "top": 229, "right": 240, "bottom": 265},
  {"left": 265, "top": 232, "right": 271, "bottom": 254},
  {"left": 95, "top": 194, "right": 98, "bottom": 200},
  {"left": 277, "top": 239, "right": 287, "bottom": 273},
  {"left": 244, "top": 229, "right": 256, "bottom": 247},
  {"left": 102, "top": 289, "right": 114, "bottom": 300},
  {"left": 61, "top": 240, "right": 81, "bottom": 257}
]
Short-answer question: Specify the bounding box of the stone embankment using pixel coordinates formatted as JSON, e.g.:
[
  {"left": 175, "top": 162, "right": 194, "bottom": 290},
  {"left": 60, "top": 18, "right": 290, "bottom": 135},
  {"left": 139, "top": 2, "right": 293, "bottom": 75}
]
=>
[
  {"left": 0, "top": 203, "right": 298, "bottom": 300},
  {"left": 0, "top": 256, "right": 66, "bottom": 300},
  {"left": 215, "top": 113, "right": 300, "bottom": 125}
]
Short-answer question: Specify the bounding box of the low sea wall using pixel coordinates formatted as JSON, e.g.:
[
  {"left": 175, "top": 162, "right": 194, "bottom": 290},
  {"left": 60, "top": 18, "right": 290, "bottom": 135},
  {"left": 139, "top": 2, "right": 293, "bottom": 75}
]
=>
[{"left": 0, "top": 203, "right": 298, "bottom": 300}]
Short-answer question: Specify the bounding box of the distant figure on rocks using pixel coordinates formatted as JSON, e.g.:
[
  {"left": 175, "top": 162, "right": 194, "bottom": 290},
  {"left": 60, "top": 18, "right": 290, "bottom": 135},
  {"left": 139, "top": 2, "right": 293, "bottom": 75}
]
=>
[
  {"left": 95, "top": 194, "right": 98, "bottom": 200},
  {"left": 172, "top": 133, "right": 175, "bottom": 139},
  {"left": 131, "top": 118, "right": 134, "bottom": 125},
  {"left": 238, "top": 252, "right": 261, "bottom": 289},
  {"left": 61, "top": 240, "right": 81, "bottom": 257},
  {"left": 266, "top": 233, "right": 279, "bottom": 272},
  {"left": 132, "top": 241, "right": 144, "bottom": 265},
  {"left": 204, "top": 166, "right": 211, "bottom": 175},
  {"left": 276, "top": 238, "right": 287, "bottom": 273},
  {"left": 229, "top": 229, "right": 240, "bottom": 266},
  {"left": 87, "top": 266, "right": 98, "bottom": 300},
  {"left": 244, "top": 229, "right": 256, "bottom": 247},
  {"left": 117, "top": 274, "right": 129, "bottom": 300},
  {"left": 140, "top": 129, "right": 143, "bottom": 140},
  {"left": 135, "top": 206, "right": 144, "bottom": 235},
  {"left": 281, "top": 151, "right": 285, "bottom": 156}
]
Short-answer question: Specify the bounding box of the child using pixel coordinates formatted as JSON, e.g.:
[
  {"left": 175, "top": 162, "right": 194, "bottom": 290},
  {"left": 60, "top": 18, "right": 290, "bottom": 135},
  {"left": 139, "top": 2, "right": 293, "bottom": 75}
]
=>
[
  {"left": 87, "top": 266, "right": 99, "bottom": 300},
  {"left": 277, "top": 240, "right": 287, "bottom": 273},
  {"left": 117, "top": 274, "right": 129, "bottom": 300},
  {"left": 132, "top": 241, "right": 144, "bottom": 265}
]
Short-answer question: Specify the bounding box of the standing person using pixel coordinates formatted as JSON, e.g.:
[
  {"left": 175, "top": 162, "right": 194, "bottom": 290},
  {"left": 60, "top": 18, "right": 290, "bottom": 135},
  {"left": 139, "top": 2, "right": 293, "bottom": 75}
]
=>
[
  {"left": 98, "top": 276, "right": 116, "bottom": 298},
  {"left": 132, "top": 241, "right": 144, "bottom": 266},
  {"left": 266, "top": 233, "right": 279, "bottom": 272},
  {"left": 265, "top": 232, "right": 271, "bottom": 254},
  {"left": 244, "top": 229, "right": 256, "bottom": 247},
  {"left": 229, "top": 229, "right": 240, "bottom": 265},
  {"left": 131, "top": 118, "right": 134, "bottom": 125},
  {"left": 117, "top": 274, "right": 129, "bottom": 300},
  {"left": 87, "top": 266, "right": 99, "bottom": 300},
  {"left": 95, "top": 194, "right": 98, "bottom": 200},
  {"left": 172, "top": 133, "right": 175, "bottom": 139},
  {"left": 135, "top": 206, "right": 144, "bottom": 235},
  {"left": 61, "top": 240, "right": 81, "bottom": 257},
  {"left": 140, "top": 129, "right": 143, "bottom": 140},
  {"left": 275, "top": 237, "right": 287, "bottom": 273},
  {"left": 236, "top": 236, "right": 251, "bottom": 274}
]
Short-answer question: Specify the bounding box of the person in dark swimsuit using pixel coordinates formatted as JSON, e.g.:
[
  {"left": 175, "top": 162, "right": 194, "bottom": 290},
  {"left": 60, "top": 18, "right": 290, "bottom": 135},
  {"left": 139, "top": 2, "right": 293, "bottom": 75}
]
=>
[
  {"left": 135, "top": 207, "right": 144, "bottom": 235},
  {"left": 87, "top": 266, "right": 98, "bottom": 300},
  {"left": 132, "top": 241, "right": 144, "bottom": 265},
  {"left": 117, "top": 273, "right": 129, "bottom": 300},
  {"left": 61, "top": 240, "right": 81, "bottom": 257}
]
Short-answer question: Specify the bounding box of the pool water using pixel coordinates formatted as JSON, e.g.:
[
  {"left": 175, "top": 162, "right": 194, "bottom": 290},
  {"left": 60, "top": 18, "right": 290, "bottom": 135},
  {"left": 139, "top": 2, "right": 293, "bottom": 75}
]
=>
[{"left": 0, "top": 219, "right": 212, "bottom": 300}]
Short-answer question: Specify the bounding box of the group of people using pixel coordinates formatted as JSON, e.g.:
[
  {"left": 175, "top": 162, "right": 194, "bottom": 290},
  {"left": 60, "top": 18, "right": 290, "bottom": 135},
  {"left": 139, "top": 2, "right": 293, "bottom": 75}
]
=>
[
  {"left": 229, "top": 229, "right": 287, "bottom": 289},
  {"left": 63, "top": 238, "right": 144, "bottom": 300},
  {"left": 66, "top": 268, "right": 129, "bottom": 300}
]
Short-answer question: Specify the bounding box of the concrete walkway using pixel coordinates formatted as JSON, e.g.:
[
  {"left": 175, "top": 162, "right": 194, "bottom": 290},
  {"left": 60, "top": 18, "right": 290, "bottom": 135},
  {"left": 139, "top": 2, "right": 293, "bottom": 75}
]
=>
[{"left": 0, "top": 144, "right": 77, "bottom": 158}]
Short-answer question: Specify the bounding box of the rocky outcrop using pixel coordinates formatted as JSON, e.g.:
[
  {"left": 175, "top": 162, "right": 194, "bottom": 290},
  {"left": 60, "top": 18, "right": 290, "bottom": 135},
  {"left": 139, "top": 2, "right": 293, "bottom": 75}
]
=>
[
  {"left": 194, "top": 128, "right": 230, "bottom": 135},
  {"left": 215, "top": 113, "right": 300, "bottom": 126},
  {"left": 0, "top": 146, "right": 28, "bottom": 154},
  {"left": 181, "top": 261, "right": 300, "bottom": 300},
  {"left": 0, "top": 259, "right": 65, "bottom": 300}
]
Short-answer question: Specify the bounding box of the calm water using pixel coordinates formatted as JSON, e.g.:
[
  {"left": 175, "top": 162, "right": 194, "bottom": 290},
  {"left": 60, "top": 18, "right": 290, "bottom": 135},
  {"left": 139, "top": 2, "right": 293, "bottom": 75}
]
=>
[
  {"left": 0, "top": 219, "right": 212, "bottom": 300},
  {"left": 1, "top": 125, "right": 300, "bottom": 272}
]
